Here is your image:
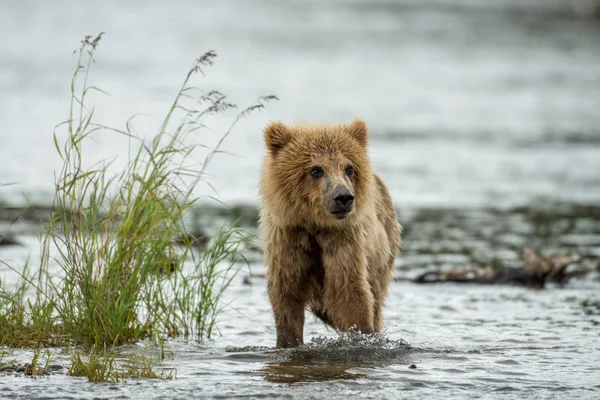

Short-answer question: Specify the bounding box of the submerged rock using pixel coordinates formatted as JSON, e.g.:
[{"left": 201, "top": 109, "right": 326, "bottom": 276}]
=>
[
  {"left": 0, "top": 235, "right": 21, "bottom": 246},
  {"left": 0, "top": 364, "right": 16, "bottom": 374},
  {"left": 48, "top": 364, "right": 64, "bottom": 373}
]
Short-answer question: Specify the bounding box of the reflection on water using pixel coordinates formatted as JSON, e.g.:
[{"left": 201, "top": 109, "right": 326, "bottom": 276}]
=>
[{"left": 262, "top": 361, "right": 367, "bottom": 384}]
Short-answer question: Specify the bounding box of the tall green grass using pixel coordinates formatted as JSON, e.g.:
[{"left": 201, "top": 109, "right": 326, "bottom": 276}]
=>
[{"left": 0, "top": 33, "right": 275, "bottom": 349}]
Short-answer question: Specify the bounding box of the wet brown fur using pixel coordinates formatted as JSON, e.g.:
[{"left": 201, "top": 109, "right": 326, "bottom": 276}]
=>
[{"left": 259, "top": 119, "right": 402, "bottom": 348}]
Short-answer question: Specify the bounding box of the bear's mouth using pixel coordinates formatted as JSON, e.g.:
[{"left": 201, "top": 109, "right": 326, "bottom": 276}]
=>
[{"left": 330, "top": 210, "right": 351, "bottom": 219}]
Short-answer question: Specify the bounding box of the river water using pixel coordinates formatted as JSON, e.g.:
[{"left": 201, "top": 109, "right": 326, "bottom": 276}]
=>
[
  {"left": 1, "top": 269, "right": 599, "bottom": 399},
  {"left": 2, "top": 204, "right": 600, "bottom": 399},
  {"left": 1, "top": 0, "right": 600, "bottom": 399}
]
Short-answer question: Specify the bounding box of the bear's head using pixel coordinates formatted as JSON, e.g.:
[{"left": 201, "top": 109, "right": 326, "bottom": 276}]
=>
[{"left": 261, "top": 119, "right": 374, "bottom": 226}]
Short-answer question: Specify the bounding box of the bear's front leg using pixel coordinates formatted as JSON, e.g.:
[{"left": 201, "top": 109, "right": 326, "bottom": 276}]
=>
[
  {"left": 264, "top": 226, "right": 314, "bottom": 348},
  {"left": 267, "top": 282, "right": 305, "bottom": 348},
  {"left": 318, "top": 231, "right": 375, "bottom": 334}
]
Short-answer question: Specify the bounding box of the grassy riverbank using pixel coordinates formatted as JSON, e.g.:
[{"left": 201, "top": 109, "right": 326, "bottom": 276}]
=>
[{"left": 0, "top": 34, "right": 273, "bottom": 380}]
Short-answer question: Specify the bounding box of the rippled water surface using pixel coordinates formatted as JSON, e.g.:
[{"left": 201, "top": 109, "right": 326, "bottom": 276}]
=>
[
  {"left": 1, "top": 280, "right": 600, "bottom": 399},
  {"left": 1, "top": 0, "right": 600, "bottom": 398},
  {"left": 2, "top": 205, "right": 600, "bottom": 399}
]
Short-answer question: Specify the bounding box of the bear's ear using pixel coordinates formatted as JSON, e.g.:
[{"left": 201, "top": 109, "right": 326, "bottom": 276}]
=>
[
  {"left": 264, "top": 121, "right": 292, "bottom": 154},
  {"left": 349, "top": 119, "right": 368, "bottom": 147}
]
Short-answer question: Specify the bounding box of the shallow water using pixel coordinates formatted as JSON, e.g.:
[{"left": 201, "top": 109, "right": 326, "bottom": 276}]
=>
[
  {"left": 2, "top": 205, "right": 600, "bottom": 399},
  {"left": 1, "top": 278, "right": 599, "bottom": 399}
]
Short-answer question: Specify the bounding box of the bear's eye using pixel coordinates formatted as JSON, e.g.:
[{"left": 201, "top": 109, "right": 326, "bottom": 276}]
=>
[
  {"left": 310, "top": 166, "right": 324, "bottom": 179},
  {"left": 345, "top": 165, "right": 354, "bottom": 177}
]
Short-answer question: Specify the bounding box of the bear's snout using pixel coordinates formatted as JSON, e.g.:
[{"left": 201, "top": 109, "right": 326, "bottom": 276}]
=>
[
  {"left": 334, "top": 189, "right": 354, "bottom": 208},
  {"left": 326, "top": 186, "right": 355, "bottom": 219}
]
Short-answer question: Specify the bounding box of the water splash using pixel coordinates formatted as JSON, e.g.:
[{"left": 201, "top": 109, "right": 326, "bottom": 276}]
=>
[
  {"left": 260, "top": 333, "right": 412, "bottom": 383},
  {"left": 273, "top": 333, "right": 412, "bottom": 363},
  {"left": 226, "top": 333, "right": 411, "bottom": 363}
]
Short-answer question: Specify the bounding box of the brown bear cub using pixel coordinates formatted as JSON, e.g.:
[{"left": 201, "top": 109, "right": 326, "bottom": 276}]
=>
[{"left": 259, "top": 119, "right": 401, "bottom": 348}]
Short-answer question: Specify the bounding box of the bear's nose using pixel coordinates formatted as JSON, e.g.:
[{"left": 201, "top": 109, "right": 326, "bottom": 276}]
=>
[{"left": 333, "top": 190, "right": 354, "bottom": 208}]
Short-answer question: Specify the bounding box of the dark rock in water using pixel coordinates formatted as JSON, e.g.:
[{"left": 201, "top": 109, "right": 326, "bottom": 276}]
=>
[
  {"left": 246, "top": 243, "right": 263, "bottom": 253},
  {"left": 0, "top": 235, "right": 22, "bottom": 246},
  {"left": 175, "top": 231, "right": 209, "bottom": 248},
  {"left": 0, "top": 364, "right": 16, "bottom": 373},
  {"left": 409, "top": 364, "right": 417, "bottom": 369},
  {"left": 242, "top": 273, "right": 266, "bottom": 285},
  {"left": 48, "top": 364, "right": 64, "bottom": 372}
]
